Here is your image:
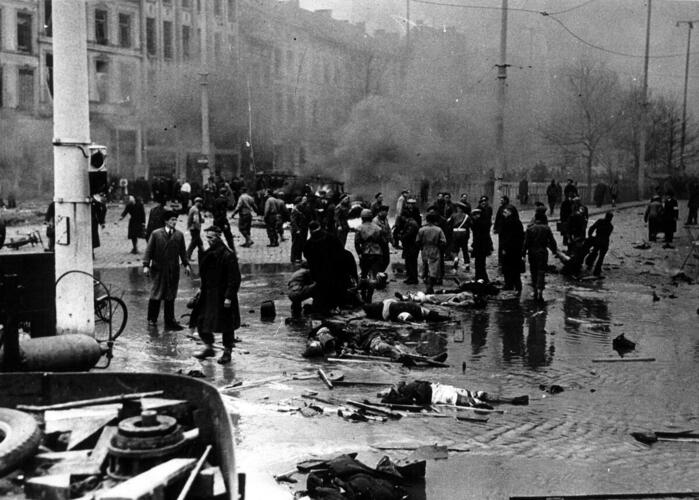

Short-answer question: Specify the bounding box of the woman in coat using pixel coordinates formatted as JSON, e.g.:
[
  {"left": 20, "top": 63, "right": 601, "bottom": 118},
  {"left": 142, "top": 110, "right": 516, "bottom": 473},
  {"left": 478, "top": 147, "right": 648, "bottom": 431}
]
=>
[
  {"left": 120, "top": 196, "right": 146, "bottom": 254},
  {"left": 498, "top": 207, "right": 525, "bottom": 294},
  {"left": 194, "top": 225, "right": 241, "bottom": 364}
]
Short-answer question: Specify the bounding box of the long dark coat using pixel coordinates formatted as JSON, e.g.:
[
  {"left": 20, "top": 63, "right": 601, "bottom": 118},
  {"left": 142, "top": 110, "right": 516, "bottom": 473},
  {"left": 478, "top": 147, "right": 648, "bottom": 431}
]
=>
[
  {"left": 196, "top": 241, "right": 241, "bottom": 335},
  {"left": 121, "top": 201, "right": 146, "bottom": 240},
  {"left": 143, "top": 228, "right": 188, "bottom": 301},
  {"left": 91, "top": 199, "right": 107, "bottom": 249},
  {"left": 145, "top": 204, "right": 166, "bottom": 241}
]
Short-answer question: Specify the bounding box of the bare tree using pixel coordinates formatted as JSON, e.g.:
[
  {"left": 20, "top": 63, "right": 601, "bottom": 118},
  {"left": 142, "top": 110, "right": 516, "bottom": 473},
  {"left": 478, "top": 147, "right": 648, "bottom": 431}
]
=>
[{"left": 539, "top": 59, "right": 625, "bottom": 202}]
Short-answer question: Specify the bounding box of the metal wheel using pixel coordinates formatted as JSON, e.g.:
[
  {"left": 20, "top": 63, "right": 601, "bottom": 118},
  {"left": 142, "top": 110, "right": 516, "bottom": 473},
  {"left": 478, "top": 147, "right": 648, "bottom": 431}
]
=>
[{"left": 94, "top": 295, "right": 128, "bottom": 342}]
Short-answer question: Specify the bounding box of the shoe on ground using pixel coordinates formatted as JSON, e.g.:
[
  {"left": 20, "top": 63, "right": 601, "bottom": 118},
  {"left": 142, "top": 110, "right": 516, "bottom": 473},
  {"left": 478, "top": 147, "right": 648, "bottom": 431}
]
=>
[
  {"left": 194, "top": 346, "right": 216, "bottom": 359},
  {"left": 217, "top": 349, "right": 232, "bottom": 364},
  {"left": 165, "top": 322, "right": 185, "bottom": 332},
  {"left": 130, "top": 248, "right": 139, "bottom": 254}
]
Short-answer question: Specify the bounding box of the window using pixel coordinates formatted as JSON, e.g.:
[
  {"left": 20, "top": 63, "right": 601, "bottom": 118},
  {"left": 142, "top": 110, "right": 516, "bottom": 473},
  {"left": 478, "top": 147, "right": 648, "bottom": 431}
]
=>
[
  {"left": 146, "top": 17, "right": 156, "bottom": 56},
  {"left": 95, "top": 9, "right": 108, "bottom": 45},
  {"left": 274, "top": 48, "right": 282, "bottom": 79},
  {"left": 95, "top": 59, "right": 108, "bottom": 102},
  {"left": 228, "top": 0, "right": 236, "bottom": 21},
  {"left": 17, "top": 12, "right": 33, "bottom": 53},
  {"left": 45, "top": 52, "right": 53, "bottom": 98},
  {"left": 43, "top": 0, "right": 52, "bottom": 36},
  {"left": 118, "top": 13, "right": 131, "bottom": 48},
  {"left": 214, "top": 0, "right": 222, "bottom": 17},
  {"left": 163, "top": 21, "right": 173, "bottom": 59},
  {"left": 182, "top": 25, "right": 191, "bottom": 59},
  {"left": 18, "top": 68, "right": 34, "bottom": 111},
  {"left": 119, "top": 62, "right": 133, "bottom": 104}
]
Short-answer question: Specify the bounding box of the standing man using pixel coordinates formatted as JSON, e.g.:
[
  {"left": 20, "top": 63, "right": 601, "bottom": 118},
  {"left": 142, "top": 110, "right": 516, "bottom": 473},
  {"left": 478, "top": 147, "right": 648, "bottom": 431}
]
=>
[
  {"left": 370, "top": 193, "right": 384, "bottom": 217},
  {"left": 459, "top": 193, "right": 472, "bottom": 215},
  {"left": 120, "top": 196, "right": 146, "bottom": 254},
  {"left": 470, "top": 208, "right": 493, "bottom": 283},
  {"left": 518, "top": 177, "right": 529, "bottom": 205},
  {"left": 477, "top": 196, "right": 493, "bottom": 229},
  {"left": 416, "top": 213, "right": 447, "bottom": 294},
  {"left": 563, "top": 179, "right": 578, "bottom": 199},
  {"left": 186, "top": 197, "right": 205, "bottom": 261},
  {"left": 231, "top": 187, "right": 257, "bottom": 247},
  {"left": 213, "top": 188, "right": 235, "bottom": 249},
  {"left": 585, "top": 211, "right": 614, "bottom": 277},
  {"left": 145, "top": 198, "right": 166, "bottom": 242},
  {"left": 193, "top": 225, "right": 241, "bottom": 364},
  {"left": 609, "top": 180, "right": 619, "bottom": 208},
  {"left": 499, "top": 207, "right": 525, "bottom": 294},
  {"left": 643, "top": 195, "right": 664, "bottom": 242},
  {"left": 355, "top": 209, "right": 384, "bottom": 302},
  {"left": 523, "top": 207, "right": 558, "bottom": 301},
  {"left": 91, "top": 193, "right": 107, "bottom": 253},
  {"left": 396, "top": 189, "right": 409, "bottom": 218},
  {"left": 290, "top": 197, "right": 309, "bottom": 263},
  {"left": 373, "top": 204, "right": 392, "bottom": 272},
  {"left": 397, "top": 198, "right": 421, "bottom": 284},
  {"left": 143, "top": 211, "right": 191, "bottom": 330},
  {"left": 546, "top": 179, "right": 559, "bottom": 215},
  {"left": 662, "top": 190, "right": 679, "bottom": 248},
  {"left": 179, "top": 178, "right": 192, "bottom": 215},
  {"left": 448, "top": 202, "right": 471, "bottom": 272},
  {"left": 686, "top": 181, "right": 699, "bottom": 226},
  {"left": 334, "top": 195, "right": 351, "bottom": 247},
  {"left": 263, "top": 190, "right": 282, "bottom": 247}
]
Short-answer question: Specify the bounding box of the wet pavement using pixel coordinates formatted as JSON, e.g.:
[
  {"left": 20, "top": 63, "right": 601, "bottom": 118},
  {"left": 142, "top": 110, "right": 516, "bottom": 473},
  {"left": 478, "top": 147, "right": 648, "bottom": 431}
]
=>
[{"left": 5, "top": 201, "right": 699, "bottom": 499}]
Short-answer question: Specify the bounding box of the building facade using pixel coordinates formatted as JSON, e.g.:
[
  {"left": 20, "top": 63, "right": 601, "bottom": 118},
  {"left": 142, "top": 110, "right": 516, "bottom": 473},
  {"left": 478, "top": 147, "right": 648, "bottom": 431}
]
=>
[{"left": 0, "top": 0, "right": 398, "bottom": 194}]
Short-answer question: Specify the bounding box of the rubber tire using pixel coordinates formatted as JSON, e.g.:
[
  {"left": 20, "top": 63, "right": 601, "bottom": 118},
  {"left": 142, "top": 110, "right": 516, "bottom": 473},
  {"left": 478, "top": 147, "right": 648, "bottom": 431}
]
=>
[{"left": 0, "top": 408, "right": 43, "bottom": 475}]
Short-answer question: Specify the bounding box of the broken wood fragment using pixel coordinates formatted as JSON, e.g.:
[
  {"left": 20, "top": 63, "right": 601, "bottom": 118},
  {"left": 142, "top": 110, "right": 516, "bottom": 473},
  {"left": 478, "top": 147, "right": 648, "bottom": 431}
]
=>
[
  {"left": 18, "top": 391, "right": 164, "bottom": 412},
  {"left": 317, "top": 369, "right": 334, "bottom": 389},
  {"left": 97, "top": 458, "right": 196, "bottom": 500},
  {"left": 591, "top": 357, "right": 656, "bottom": 363}
]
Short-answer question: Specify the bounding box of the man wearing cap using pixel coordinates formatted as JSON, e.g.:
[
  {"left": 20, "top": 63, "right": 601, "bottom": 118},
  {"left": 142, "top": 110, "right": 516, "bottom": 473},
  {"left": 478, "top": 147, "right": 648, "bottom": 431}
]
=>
[
  {"left": 290, "top": 196, "right": 310, "bottom": 263},
  {"left": 373, "top": 205, "right": 392, "bottom": 272},
  {"left": 355, "top": 208, "right": 384, "bottom": 302},
  {"left": 370, "top": 192, "right": 384, "bottom": 218},
  {"left": 143, "top": 211, "right": 191, "bottom": 330},
  {"left": 395, "top": 198, "right": 421, "bottom": 284},
  {"left": 303, "top": 220, "right": 347, "bottom": 313},
  {"left": 193, "top": 225, "right": 241, "bottom": 364},
  {"left": 263, "top": 190, "right": 284, "bottom": 247},
  {"left": 186, "top": 197, "right": 204, "bottom": 261},
  {"left": 523, "top": 206, "right": 558, "bottom": 301},
  {"left": 231, "top": 187, "right": 258, "bottom": 247},
  {"left": 478, "top": 196, "right": 493, "bottom": 229},
  {"left": 448, "top": 202, "right": 471, "bottom": 272}
]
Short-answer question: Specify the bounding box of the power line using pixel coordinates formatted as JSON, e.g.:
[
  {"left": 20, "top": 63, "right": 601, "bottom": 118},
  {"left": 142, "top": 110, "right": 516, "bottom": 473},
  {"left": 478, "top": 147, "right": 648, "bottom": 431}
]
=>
[{"left": 409, "top": 0, "right": 699, "bottom": 60}]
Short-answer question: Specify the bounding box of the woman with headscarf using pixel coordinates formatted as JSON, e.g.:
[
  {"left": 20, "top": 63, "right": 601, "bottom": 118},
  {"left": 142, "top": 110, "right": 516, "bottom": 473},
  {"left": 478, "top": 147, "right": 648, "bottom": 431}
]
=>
[{"left": 499, "top": 206, "right": 525, "bottom": 294}]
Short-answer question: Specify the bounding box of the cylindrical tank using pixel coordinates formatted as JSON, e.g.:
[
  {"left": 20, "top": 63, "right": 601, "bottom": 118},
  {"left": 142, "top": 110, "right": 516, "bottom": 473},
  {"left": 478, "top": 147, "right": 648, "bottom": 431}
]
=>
[{"left": 0, "top": 334, "right": 103, "bottom": 371}]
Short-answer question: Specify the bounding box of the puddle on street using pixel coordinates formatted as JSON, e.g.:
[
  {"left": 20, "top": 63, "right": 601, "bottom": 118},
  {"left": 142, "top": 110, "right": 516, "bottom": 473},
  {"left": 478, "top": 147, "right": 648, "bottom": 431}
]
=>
[{"left": 95, "top": 266, "right": 699, "bottom": 498}]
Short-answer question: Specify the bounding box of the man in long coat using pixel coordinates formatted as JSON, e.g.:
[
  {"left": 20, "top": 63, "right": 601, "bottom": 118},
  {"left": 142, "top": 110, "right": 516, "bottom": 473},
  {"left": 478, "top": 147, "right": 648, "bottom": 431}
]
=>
[
  {"left": 303, "top": 221, "right": 347, "bottom": 313},
  {"left": 143, "top": 211, "right": 191, "bottom": 330},
  {"left": 193, "top": 226, "right": 241, "bottom": 364}
]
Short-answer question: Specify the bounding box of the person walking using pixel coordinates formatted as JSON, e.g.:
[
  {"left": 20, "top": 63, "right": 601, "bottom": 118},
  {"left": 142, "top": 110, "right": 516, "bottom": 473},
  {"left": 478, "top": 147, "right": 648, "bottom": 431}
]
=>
[
  {"left": 662, "top": 190, "right": 679, "bottom": 248},
  {"left": 686, "top": 182, "right": 699, "bottom": 225},
  {"left": 193, "top": 225, "right": 241, "bottom": 364},
  {"left": 493, "top": 195, "right": 518, "bottom": 266},
  {"left": 499, "top": 207, "right": 524, "bottom": 294},
  {"left": 290, "top": 197, "right": 310, "bottom": 263},
  {"left": 546, "top": 179, "right": 559, "bottom": 215},
  {"left": 523, "top": 207, "right": 558, "bottom": 301},
  {"left": 609, "top": 180, "right": 619, "bottom": 208},
  {"left": 263, "top": 190, "right": 283, "bottom": 247},
  {"left": 585, "top": 211, "right": 614, "bottom": 276},
  {"left": 231, "top": 187, "right": 257, "bottom": 247},
  {"left": 120, "top": 195, "right": 146, "bottom": 254},
  {"left": 355, "top": 209, "right": 384, "bottom": 302},
  {"left": 145, "top": 199, "right": 166, "bottom": 242},
  {"left": 143, "top": 211, "right": 191, "bottom": 330},
  {"left": 91, "top": 193, "right": 107, "bottom": 252},
  {"left": 448, "top": 202, "right": 471, "bottom": 272},
  {"left": 186, "top": 197, "right": 205, "bottom": 261},
  {"left": 470, "top": 208, "right": 493, "bottom": 282},
  {"left": 643, "top": 195, "right": 664, "bottom": 242}
]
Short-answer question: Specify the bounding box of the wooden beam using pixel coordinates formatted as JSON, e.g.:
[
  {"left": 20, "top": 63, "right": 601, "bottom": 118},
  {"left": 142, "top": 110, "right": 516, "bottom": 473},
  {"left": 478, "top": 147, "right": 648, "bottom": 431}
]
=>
[{"left": 97, "top": 459, "right": 195, "bottom": 500}]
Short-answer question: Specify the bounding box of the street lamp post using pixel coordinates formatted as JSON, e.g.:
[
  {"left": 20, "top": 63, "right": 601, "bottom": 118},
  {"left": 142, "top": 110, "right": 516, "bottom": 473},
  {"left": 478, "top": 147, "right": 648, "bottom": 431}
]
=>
[{"left": 677, "top": 20, "right": 698, "bottom": 176}]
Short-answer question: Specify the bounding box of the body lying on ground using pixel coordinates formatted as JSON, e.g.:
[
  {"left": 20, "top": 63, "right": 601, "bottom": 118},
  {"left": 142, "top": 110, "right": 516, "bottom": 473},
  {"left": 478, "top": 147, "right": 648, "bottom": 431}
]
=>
[
  {"left": 303, "top": 324, "right": 409, "bottom": 360},
  {"left": 362, "top": 299, "right": 450, "bottom": 323},
  {"left": 380, "top": 380, "right": 493, "bottom": 409}
]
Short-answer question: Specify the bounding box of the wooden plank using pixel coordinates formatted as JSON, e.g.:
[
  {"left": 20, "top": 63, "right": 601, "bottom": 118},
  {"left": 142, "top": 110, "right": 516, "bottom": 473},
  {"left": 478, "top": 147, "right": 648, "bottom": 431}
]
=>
[
  {"left": 18, "top": 391, "right": 164, "bottom": 412},
  {"left": 85, "top": 426, "right": 117, "bottom": 473},
  {"left": 68, "top": 415, "right": 114, "bottom": 450},
  {"left": 326, "top": 357, "right": 394, "bottom": 365},
  {"left": 332, "top": 379, "right": 392, "bottom": 387},
  {"left": 317, "top": 369, "right": 334, "bottom": 389},
  {"left": 346, "top": 400, "right": 402, "bottom": 420},
  {"left": 24, "top": 474, "right": 70, "bottom": 500},
  {"left": 97, "top": 459, "right": 196, "bottom": 500},
  {"left": 591, "top": 358, "right": 656, "bottom": 363},
  {"left": 176, "top": 445, "right": 212, "bottom": 500}
]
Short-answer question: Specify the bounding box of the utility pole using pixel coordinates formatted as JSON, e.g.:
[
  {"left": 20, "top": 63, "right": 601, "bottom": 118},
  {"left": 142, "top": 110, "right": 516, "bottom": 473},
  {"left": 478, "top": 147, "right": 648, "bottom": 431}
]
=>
[
  {"left": 677, "top": 20, "right": 698, "bottom": 176},
  {"left": 406, "top": 0, "right": 411, "bottom": 48},
  {"left": 52, "top": 0, "right": 94, "bottom": 335},
  {"left": 199, "top": 1, "right": 211, "bottom": 185},
  {"left": 638, "top": 0, "right": 652, "bottom": 200},
  {"left": 494, "top": 0, "right": 508, "bottom": 200}
]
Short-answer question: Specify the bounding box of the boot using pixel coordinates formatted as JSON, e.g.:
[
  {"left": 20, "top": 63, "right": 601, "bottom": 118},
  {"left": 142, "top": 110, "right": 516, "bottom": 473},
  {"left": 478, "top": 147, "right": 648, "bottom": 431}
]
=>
[
  {"left": 194, "top": 344, "right": 216, "bottom": 359},
  {"left": 217, "top": 348, "right": 232, "bottom": 364}
]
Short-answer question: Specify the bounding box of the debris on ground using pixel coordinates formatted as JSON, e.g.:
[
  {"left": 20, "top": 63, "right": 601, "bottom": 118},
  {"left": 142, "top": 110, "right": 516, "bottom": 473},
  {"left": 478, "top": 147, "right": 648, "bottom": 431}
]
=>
[
  {"left": 539, "top": 384, "right": 564, "bottom": 395},
  {"left": 612, "top": 334, "right": 636, "bottom": 356}
]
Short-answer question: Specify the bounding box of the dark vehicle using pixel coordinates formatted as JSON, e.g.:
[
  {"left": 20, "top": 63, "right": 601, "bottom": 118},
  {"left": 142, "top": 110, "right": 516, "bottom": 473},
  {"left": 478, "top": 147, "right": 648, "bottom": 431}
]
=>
[
  {"left": 253, "top": 172, "right": 345, "bottom": 209},
  {"left": 0, "top": 371, "right": 239, "bottom": 499}
]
